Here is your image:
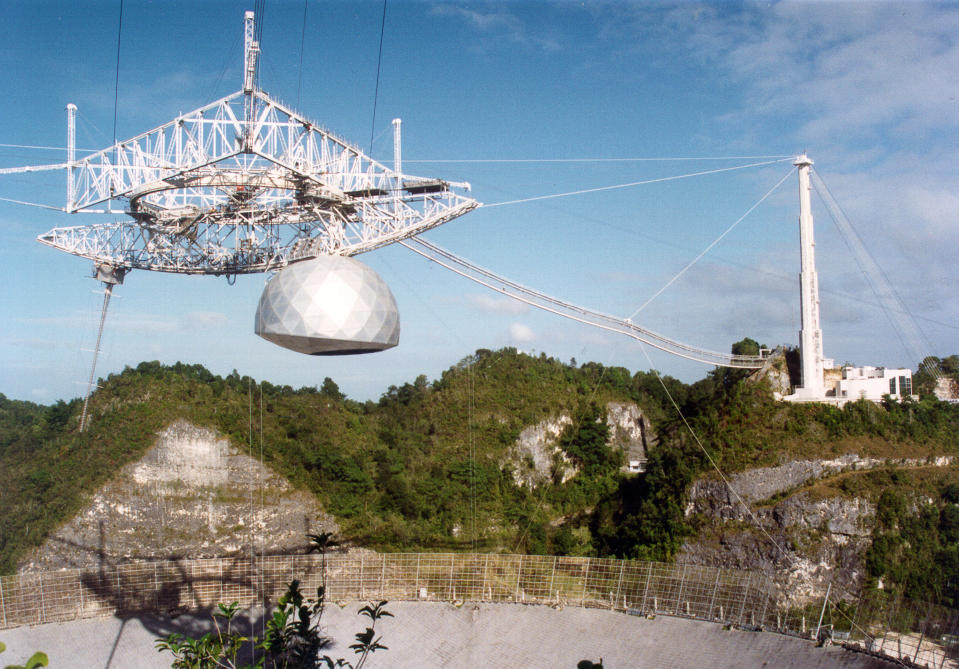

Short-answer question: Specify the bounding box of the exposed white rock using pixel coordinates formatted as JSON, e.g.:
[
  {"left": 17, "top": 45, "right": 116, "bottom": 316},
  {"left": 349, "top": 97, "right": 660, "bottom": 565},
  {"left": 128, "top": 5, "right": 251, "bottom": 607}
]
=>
[
  {"left": 509, "top": 402, "right": 654, "bottom": 486},
  {"left": 18, "top": 420, "right": 337, "bottom": 573}
]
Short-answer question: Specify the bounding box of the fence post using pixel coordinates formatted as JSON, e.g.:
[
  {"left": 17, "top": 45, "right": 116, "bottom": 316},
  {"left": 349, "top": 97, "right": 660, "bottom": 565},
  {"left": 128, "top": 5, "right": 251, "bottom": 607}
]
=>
[
  {"left": 759, "top": 582, "right": 770, "bottom": 627},
  {"left": 737, "top": 573, "right": 751, "bottom": 625},
  {"left": 814, "top": 583, "right": 831, "bottom": 642},
  {"left": 707, "top": 568, "right": 721, "bottom": 620},
  {"left": 548, "top": 556, "right": 557, "bottom": 605},
  {"left": 38, "top": 574, "right": 45, "bottom": 624},
  {"left": 0, "top": 576, "right": 6, "bottom": 628},
  {"left": 640, "top": 563, "right": 651, "bottom": 613},
  {"left": 415, "top": 554, "right": 421, "bottom": 598},
  {"left": 154, "top": 563, "right": 160, "bottom": 613},
  {"left": 675, "top": 563, "right": 688, "bottom": 615},
  {"left": 382, "top": 556, "right": 388, "bottom": 598},
  {"left": 581, "top": 558, "right": 591, "bottom": 607},
  {"left": 515, "top": 555, "right": 523, "bottom": 602},
  {"left": 613, "top": 560, "right": 625, "bottom": 611},
  {"left": 77, "top": 570, "right": 84, "bottom": 619},
  {"left": 360, "top": 553, "right": 365, "bottom": 600},
  {"left": 448, "top": 555, "right": 455, "bottom": 601}
]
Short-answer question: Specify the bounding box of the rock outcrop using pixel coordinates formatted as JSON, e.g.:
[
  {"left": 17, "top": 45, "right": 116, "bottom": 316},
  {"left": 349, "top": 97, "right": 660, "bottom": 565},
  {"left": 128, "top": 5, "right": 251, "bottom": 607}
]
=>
[
  {"left": 681, "top": 455, "right": 955, "bottom": 605},
  {"left": 510, "top": 402, "right": 654, "bottom": 487},
  {"left": 19, "top": 420, "right": 337, "bottom": 573}
]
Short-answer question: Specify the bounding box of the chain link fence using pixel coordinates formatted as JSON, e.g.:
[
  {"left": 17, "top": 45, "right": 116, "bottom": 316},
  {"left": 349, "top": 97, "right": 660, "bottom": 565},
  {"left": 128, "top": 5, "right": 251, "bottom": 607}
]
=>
[{"left": 2, "top": 553, "right": 957, "bottom": 667}]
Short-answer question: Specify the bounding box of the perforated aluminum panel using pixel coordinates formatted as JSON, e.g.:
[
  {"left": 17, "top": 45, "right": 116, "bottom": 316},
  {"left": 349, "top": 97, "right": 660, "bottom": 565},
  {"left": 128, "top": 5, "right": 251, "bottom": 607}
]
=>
[{"left": 254, "top": 256, "right": 399, "bottom": 355}]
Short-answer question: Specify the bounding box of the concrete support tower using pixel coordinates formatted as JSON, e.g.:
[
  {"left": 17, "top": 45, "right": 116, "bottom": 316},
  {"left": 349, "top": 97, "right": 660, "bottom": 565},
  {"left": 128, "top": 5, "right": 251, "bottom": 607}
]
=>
[{"left": 792, "top": 154, "right": 826, "bottom": 399}]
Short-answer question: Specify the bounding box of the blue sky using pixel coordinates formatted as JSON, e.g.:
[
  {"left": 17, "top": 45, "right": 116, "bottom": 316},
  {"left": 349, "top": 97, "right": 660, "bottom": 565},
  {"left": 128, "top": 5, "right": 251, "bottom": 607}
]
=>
[{"left": 1, "top": 1, "right": 956, "bottom": 404}]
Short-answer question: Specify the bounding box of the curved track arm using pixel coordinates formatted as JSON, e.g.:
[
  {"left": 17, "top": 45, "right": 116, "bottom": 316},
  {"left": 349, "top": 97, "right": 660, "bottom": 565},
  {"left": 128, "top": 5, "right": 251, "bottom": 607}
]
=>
[{"left": 400, "top": 236, "right": 765, "bottom": 369}]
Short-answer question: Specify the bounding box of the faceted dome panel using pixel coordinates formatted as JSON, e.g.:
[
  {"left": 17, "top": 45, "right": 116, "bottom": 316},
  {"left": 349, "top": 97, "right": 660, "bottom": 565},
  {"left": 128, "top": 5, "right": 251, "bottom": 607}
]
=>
[{"left": 254, "top": 256, "right": 400, "bottom": 355}]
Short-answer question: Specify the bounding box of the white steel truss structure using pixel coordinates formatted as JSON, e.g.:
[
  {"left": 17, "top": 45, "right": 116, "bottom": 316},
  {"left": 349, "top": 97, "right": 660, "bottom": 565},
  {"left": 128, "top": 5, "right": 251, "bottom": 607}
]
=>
[{"left": 38, "top": 12, "right": 477, "bottom": 275}]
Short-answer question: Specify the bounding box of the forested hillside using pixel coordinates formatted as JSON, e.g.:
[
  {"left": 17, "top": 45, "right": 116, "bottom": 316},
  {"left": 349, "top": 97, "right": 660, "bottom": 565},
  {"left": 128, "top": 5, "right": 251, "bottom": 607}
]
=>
[{"left": 2, "top": 347, "right": 958, "bottom": 605}]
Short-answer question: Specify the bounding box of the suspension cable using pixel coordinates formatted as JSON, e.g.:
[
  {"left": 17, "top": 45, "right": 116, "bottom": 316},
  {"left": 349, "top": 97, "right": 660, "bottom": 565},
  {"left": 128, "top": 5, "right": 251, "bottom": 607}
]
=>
[
  {"left": 482, "top": 157, "right": 794, "bottom": 208},
  {"left": 369, "top": 0, "right": 388, "bottom": 156},
  {"left": 628, "top": 166, "right": 795, "bottom": 319}
]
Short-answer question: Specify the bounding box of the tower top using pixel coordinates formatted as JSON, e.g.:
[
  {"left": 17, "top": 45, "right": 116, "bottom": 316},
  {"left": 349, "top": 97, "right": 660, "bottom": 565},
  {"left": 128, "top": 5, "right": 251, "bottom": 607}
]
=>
[{"left": 793, "top": 154, "right": 813, "bottom": 168}]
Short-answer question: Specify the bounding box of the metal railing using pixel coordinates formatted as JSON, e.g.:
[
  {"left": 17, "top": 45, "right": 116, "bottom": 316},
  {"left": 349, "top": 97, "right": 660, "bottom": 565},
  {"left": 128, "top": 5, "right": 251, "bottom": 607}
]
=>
[{"left": 2, "top": 553, "right": 957, "bottom": 667}]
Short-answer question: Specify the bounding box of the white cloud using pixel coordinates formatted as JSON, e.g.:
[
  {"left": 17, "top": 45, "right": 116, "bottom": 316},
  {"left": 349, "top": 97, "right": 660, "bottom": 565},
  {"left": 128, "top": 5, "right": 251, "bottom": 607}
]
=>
[
  {"left": 430, "top": 4, "right": 560, "bottom": 52},
  {"left": 509, "top": 322, "right": 535, "bottom": 342},
  {"left": 183, "top": 311, "right": 229, "bottom": 329},
  {"left": 467, "top": 293, "right": 530, "bottom": 315}
]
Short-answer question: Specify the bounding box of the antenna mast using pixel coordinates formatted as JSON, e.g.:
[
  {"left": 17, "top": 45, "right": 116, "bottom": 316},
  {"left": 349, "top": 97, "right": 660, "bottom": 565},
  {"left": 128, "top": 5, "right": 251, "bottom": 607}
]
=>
[{"left": 242, "top": 10, "right": 259, "bottom": 150}]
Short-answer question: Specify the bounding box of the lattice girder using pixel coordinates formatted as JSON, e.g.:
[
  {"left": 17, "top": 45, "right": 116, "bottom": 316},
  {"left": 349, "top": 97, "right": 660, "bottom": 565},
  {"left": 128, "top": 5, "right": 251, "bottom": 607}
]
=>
[{"left": 43, "top": 88, "right": 478, "bottom": 274}]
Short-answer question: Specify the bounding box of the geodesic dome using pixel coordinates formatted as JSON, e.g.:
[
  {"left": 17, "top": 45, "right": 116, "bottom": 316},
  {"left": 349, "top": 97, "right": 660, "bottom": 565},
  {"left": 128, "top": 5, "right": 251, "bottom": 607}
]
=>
[{"left": 254, "top": 256, "right": 400, "bottom": 355}]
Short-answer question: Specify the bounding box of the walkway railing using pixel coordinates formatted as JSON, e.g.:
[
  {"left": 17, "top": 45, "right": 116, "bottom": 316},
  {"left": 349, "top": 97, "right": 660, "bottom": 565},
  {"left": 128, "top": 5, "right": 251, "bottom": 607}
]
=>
[{"left": 2, "top": 553, "right": 956, "bottom": 667}]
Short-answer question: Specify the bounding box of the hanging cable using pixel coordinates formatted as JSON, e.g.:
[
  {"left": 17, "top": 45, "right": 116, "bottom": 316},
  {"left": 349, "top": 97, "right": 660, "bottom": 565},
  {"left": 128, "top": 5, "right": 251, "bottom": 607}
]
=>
[
  {"left": 627, "top": 166, "right": 795, "bottom": 319},
  {"left": 405, "top": 155, "right": 795, "bottom": 164},
  {"left": 112, "top": 0, "right": 124, "bottom": 166},
  {"left": 482, "top": 157, "right": 794, "bottom": 208},
  {"left": 296, "top": 0, "right": 309, "bottom": 109},
  {"left": 812, "top": 170, "right": 941, "bottom": 383},
  {"left": 369, "top": 0, "right": 388, "bottom": 156}
]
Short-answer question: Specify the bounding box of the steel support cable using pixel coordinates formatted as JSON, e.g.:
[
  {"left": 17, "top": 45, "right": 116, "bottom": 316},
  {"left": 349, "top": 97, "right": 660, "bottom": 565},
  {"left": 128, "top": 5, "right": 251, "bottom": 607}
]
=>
[
  {"left": 628, "top": 166, "right": 796, "bottom": 320},
  {"left": 368, "top": 0, "right": 388, "bottom": 156},
  {"left": 0, "top": 195, "right": 64, "bottom": 211},
  {"left": 0, "top": 163, "right": 69, "bottom": 174},
  {"left": 811, "top": 170, "right": 942, "bottom": 383},
  {"left": 296, "top": 0, "right": 308, "bottom": 109},
  {"left": 407, "top": 237, "right": 758, "bottom": 365},
  {"left": 401, "top": 236, "right": 763, "bottom": 368},
  {"left": 409, "top": 238, "right": 752, "bottom": 363},
  {"left": 482, "top": 157, "right": 795, "bottom": 209},
  {"left": 405, "top": 155, "right": 795, "bottom": 164}
]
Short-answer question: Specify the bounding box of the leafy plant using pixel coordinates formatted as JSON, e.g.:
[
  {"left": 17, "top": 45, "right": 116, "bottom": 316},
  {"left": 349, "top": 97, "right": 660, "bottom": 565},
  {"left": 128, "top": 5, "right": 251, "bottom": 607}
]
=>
[{"left": 0, "top": 640, "right": 49, "bottom": 669}]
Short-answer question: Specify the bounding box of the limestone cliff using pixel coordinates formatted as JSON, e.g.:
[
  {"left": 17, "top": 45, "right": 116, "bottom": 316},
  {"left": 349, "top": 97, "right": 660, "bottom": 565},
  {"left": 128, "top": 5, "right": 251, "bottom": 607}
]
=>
[
  {"left": 680, "top": 455, "right": 955, "bottom": 605},
  {"left": 509, "top": 402, "right": 654, "bottom": 487},
  {"left": 18, "top": 420, "right": 337, "bottom": 573}
]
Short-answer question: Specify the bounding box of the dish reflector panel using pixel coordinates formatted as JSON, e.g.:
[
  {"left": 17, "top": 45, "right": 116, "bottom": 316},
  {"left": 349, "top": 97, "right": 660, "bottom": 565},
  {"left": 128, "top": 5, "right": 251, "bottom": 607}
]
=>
[{"left": 255, "top": 256, "right": 400, "bottom": 355}]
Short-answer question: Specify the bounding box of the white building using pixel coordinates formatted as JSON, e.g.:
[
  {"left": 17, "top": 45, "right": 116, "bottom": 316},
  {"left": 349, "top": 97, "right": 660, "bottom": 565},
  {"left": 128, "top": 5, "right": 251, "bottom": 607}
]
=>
[{"left": 833, "top": 366, "right": 915, "bottom": 403}]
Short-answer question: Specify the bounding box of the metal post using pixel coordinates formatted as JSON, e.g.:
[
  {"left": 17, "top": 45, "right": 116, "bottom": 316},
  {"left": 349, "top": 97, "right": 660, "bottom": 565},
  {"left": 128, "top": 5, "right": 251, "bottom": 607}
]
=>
[
  {"left": 482, "top": 554, "right": 489, "bottom": 601},
  {"left": 360, "top": 553, "right": 365, "bottom": 600},
  {"left": 581, "top": 558, "right": 591, "bottom": 607},
  {"left": 737, "top": 573, "right": 751, "bottom": 625},
  {"left": 66, "top": 103, "right": 76, "bottom": 211},
  {"left": 640, "top": 563, "right": 651, "bottom": 613},
  {"left": 415, "top": 554, "right": 421, "bottom": 598},
  {"left": 378, "top": 556, "right": 386, "bottom": 598},
  {"left": 675, "top": 563, "right": 688, "bottom": 614},
  {"left": 614, "top": 560, "right": 625, "bottom": 611},
  {"left": 707, "top": 569, "right": 721, "bottom": 620},
  {"left": 79, "top": 282, "right": 114, "bottom": 432},
  {"left": 914, "top": 602, "right": 932, "bottom": 665},
  {"left": 392, "top": 118, "right": 402, "bottom": 175},
  {"left": 515, "top": 555, "right": 523, "bottom": 601},
  {"left": 760, "top": 583, "right": 770, "bottom": 627},
  {"left": 547, "top": 556, "right": 557, "bottom": 605},
  {"left": 78, "top": 571, "right": 84, "bottom": 618},
  {"left": 448, "top": 555, "right": 454, "bottom": 600},
  {"left": 0, "top": 576, "right": 6, "bottom": 628},
  {"left": 814, "top": 583, "right": 831, "bottom": 641},
  {"left": 37, "top": 574, "right": 47, "bottom": 623}
]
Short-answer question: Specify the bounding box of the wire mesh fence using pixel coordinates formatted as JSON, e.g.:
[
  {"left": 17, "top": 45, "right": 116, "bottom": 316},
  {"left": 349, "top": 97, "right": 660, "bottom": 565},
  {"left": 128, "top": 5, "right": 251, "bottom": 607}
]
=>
[{"left": 1, "top": 553, "right": 957, "bottom": 667}]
